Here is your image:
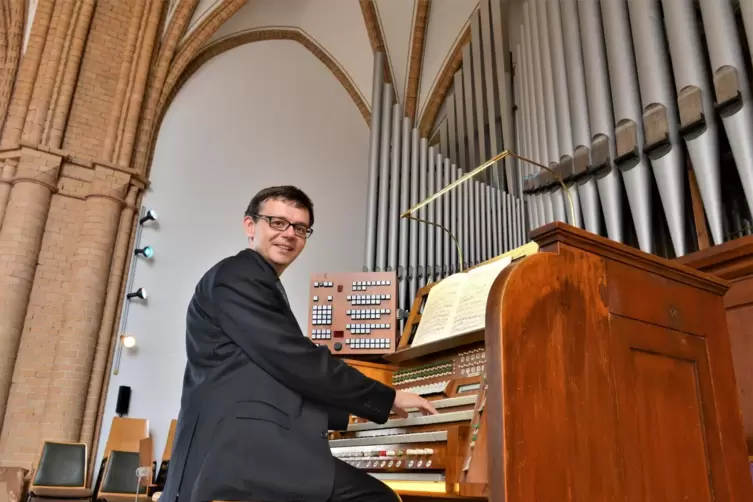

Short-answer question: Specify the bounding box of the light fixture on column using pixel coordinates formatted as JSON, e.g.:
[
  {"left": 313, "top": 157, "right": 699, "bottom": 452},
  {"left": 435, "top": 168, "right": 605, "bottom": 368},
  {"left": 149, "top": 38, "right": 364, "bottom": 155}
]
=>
[
  {"left": 126, "top": 288, "right": 147, "bottom": 301},
  {"left": 134, "top": 246, "right": 154, "bottom": 259},
  {"left": 114, "top": 334, "right": 137, "bottom": 374},
  {"left": 139, "top": 209, "right": 158, "bottom": 225}
]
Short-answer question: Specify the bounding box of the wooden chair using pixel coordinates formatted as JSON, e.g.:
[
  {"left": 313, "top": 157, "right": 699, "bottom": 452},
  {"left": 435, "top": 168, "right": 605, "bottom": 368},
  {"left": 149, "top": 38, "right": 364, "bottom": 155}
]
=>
[
  {"left": 26, "top": 441, "right": 92, "bottom": 502},
  {"left": 95, "top": 450, "right": 150, "bottom": 502}
]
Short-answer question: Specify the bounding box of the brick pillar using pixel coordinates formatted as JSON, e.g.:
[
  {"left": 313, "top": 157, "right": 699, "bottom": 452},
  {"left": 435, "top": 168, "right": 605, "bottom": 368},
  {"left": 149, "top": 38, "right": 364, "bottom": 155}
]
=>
[
  {"left": 0, "top": 147, "right": 61, "bottom": 429},
  {"left": 40, "top": 164, "right": 130, "bottom": 440},
  {"left": 79, "top": 183, "right": 140, "bottom": 448},
  {"left": 0, "top": 159, "right": 16, "bottom": 227}
]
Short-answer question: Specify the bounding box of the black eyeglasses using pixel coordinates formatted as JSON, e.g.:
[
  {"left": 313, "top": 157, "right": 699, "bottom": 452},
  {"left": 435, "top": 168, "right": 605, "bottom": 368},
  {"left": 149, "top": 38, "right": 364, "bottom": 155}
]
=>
[{"left": 254, "top": 214, "right": 313, "bottom": 238}]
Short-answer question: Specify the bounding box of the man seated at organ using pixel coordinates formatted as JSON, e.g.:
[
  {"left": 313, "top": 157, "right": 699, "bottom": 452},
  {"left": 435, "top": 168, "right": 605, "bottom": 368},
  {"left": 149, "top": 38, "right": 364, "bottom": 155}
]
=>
[{"left": 159, "top": 185, "right": 438, "bottom": 502}]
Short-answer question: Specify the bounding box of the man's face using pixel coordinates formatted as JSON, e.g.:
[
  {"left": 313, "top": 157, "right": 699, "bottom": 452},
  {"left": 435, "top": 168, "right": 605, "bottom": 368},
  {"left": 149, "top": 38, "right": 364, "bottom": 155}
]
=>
[{"left": 244, "top": 198, "right": 311, "bottom": 275}]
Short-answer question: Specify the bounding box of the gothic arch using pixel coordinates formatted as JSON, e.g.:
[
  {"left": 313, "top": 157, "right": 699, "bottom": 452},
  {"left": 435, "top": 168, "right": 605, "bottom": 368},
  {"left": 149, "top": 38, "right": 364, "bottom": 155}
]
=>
[{"left": 134, "top": 2, "right": 370, "bottom": 181}]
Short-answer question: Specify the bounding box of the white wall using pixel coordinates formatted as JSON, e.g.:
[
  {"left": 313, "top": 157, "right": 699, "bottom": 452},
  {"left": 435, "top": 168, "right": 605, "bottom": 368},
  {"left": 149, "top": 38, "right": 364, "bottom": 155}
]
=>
[{"left": 95, "top": 39, "right": 371, "bottom": 466}]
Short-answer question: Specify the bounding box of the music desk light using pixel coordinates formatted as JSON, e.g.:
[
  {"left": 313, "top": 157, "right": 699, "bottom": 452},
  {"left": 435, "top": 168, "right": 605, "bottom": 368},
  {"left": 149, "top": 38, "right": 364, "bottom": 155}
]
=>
[{"left": 399, "top": 150, "right": 575, "bottom": 271}]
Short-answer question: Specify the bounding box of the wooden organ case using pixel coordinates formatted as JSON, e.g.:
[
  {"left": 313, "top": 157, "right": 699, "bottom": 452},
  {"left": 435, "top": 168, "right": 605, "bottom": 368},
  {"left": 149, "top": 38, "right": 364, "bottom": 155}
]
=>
[{"left": 330, "top": 222, "right": 753, "bottom": 501}]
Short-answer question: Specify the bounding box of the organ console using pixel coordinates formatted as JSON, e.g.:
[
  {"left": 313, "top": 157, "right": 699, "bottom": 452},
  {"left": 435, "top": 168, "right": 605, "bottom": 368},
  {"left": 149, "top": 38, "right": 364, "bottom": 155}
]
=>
[
  {"left": 307, "top": 271, "right": 400, "bottom": 355},
  {"left": 331, "top": 222, "right": 753, "bottom": 501}
]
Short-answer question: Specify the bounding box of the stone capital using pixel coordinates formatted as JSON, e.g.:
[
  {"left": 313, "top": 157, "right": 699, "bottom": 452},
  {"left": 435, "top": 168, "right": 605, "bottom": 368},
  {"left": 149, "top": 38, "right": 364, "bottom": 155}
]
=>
[
  {"left": 11, "top": 146, "right": 64, "bottom": 192},
  {"left": 88, "top": 163, "right": 134, "bottom": 206}
]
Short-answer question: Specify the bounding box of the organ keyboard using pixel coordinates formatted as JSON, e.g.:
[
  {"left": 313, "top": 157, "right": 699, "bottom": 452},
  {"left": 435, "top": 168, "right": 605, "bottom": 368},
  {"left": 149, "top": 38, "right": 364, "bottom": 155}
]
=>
[
  {"left": 331, "top": 222, "right": 753, "bottom": 501},
  {"left": 330, "top": 339, "right": 486, "bottom": 498}
]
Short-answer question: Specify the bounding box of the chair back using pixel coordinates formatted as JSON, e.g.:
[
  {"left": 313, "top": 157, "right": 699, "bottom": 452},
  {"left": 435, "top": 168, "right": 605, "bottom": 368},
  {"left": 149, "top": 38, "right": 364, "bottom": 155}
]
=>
[
  {"left": 99, "top": 451, "right": 147, "bottom": 497},
  {"left": 31, "top": 442, "right": 87, "bottom": 489}
]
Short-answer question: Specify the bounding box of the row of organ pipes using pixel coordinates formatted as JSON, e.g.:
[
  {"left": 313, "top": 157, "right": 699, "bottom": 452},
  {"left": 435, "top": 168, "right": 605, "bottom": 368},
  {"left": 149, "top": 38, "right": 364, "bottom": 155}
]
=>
[
  {"left": 517, "top": 0, "right": 753, "bottom": 256},
  {"left": 363, "top": 0, "right": 753, "bottom": 316}
]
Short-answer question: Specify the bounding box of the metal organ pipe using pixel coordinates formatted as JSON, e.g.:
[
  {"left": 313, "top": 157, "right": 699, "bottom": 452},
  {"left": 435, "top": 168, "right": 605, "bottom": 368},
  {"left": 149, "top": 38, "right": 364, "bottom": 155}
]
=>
[
  {"left": 548, "top": 0, "right": 583, "bottom": 229},
  {"left": 600, "top": 0, "right": 654, "bottom": 254},
  {"left": 628, "top": 0, "right": 687, "bottom": 257},
  {"left": 516, "top": 40, "right": 537, "bottom": 231},
  {"left": 698, "top": 0, "right": 753, "bottom": 219},
  {"left": 443, "top": 159, "right": 451, "bottom": 274},
  {"left": 408, "top": 129, "right": 420, "bottom": 303},
  {"left": 435, "top": 153, "right": 443, "bottom": 279},
  {"left": 528, "top": 0, "right": 556, "bottom": 227},
  {"left": 363, "top": 53, "right": 384, "bottom": 271},
  {"left": 376, "top": 83, "right": 393, "bottom": 270},
  {"left": 450, "top": 166, "right": 459, "bottom": 273},
  {"left": 561, "top": 0, "right": 601, "bottom": 235},
  {"left": 418, "top": 139, "right": 428, "bottom": 286},
  {"left": 661, "top": 0, "right": 723, "bottom": 246},
  {"left": 537, "top": 0, "right": 567, "bottom": 225},
  {"left": 426, "top": 148, "right": 435, "bottom": 283},
  {"left": 388, "top": 103, "right": 402, "bottom": 271},
  {"left": 578, "top": 0, "right": 624, "bottom": 244},
  {"left": 398, "top": 117, "right": 411, "bottom": 314}
]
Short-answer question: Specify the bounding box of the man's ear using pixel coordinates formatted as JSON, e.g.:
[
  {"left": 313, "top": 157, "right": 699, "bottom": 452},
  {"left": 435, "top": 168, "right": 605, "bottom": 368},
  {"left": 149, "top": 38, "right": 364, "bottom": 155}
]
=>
[{"left": 243, "top": 215, "right": 255, "bottom": 241}]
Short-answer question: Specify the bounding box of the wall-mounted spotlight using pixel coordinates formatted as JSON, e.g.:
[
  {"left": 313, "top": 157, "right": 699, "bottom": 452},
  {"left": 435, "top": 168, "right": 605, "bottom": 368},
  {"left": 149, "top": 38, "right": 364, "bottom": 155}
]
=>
[
  {"left": 121, "top": 334, "right": 136, "bottom": 348},
  {"left": 114, "top": 334, "right": 137, "bottom": 374},
  {"left": 139, "top": 209, "right": 158, "bottom": 225},
  {"left": 126, "top": 288, "right": 147, "bottom": 301},
  {"left": 134, "top": 246, "right": 154, "bottom": 259}
]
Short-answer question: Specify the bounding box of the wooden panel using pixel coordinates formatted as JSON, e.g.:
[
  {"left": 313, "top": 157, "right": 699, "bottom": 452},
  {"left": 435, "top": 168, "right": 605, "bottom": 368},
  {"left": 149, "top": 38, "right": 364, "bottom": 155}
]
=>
[
  {"left": 606, "top": 259, "right": 722, "bottom": 337},
  {"left": 342, "top": 358, "right": 395, "bottom": 386},
  {"left": 104, "top": 417, "right": 148, "bottom": 456},
  {"left": 488, "top": 250, "right": 626, "bottom": 502},
  {"left": 726, "top": 305, "right": 753, "bottom": 445},
  {"left": 675, "top": 235, "right": 753, "bottom": 453},
  {"left": 611, "top": 315, "right": 723, "bottom": 501}
]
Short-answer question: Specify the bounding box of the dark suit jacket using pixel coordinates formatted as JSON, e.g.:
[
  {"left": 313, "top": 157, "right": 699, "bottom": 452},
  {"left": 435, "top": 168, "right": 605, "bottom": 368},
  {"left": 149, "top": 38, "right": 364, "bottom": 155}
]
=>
[{"left": 159, "top": 248, "right": 396, "bottom": 502}]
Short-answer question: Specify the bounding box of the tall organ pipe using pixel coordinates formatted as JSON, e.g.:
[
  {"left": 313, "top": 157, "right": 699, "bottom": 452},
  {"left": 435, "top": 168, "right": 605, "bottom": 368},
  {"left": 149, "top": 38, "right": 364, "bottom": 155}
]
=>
[
  {"left": 516, "top": 41, "right": 538, "bottom": 230},
  {"left": 661, "top": 0, "right": 723, "bottom": 245},
  {"left": 561, "top": 0, "right": 601, "bottom": 235},
  {"left": 529, "top": 1, "right": 555, "bottom": 225},
  {"left": 462, "top": 167, "right": 471, "bottom": 268},
  {"left": 376, "top": 83, "right": 393, "bottom": 270},
  {"left": 548, "top": 0, "right": 583, "bottom": 228},
  {"left": 435, "top": 153, "right": 443, "bottom": 278},
  {"left": 579, "top": 0, "right": 624, "bottom": 243},
  {"left": 522, "top": 13, "right": 546, "bottom": 227},
  {"left": 698, "top": 0, "right": 753, "bottom": 219},
  {"left": 601, "top": 0, "right": 654, "bottom": 253},
  {"left": 364, "top": 53, "right": 384, "bottom": 271},
  {"left": 427, "top": 148, "right": 436, "bottom": 283},
  {"left": 443, "top": 158, "right": 451, "bottom": 273},
  {"left": 418, "top": 139, "right": 428, "bottom": 286},
  {"left": 409, "top": 129, "right": 420, "bottom": 304},
  {"left": 450, "top": 166, "right": 458, "bottom": 273},
  {"left": 398, "top": 117, "right": 411, "bottom": 313},
  {"left": 457, "top": 166, "right": 465, "bottom": 268},
  {"left": 388, "top": 103, "right": 402, "bottom": 270},
  {"left": 536, "top": 0, "right": 559, "bottom": 166},
  {"left": 527, "top": 1, "right": 548, "bottom": 164},
  {"left": 628, "top": 0, "right": 686, "bottom": 256}
]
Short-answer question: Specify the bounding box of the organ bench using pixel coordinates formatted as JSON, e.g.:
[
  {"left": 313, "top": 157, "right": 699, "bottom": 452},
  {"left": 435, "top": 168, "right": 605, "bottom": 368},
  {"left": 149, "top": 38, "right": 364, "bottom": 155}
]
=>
[{"left": 331, "top": 221, "right": 753, "bottom": 501}]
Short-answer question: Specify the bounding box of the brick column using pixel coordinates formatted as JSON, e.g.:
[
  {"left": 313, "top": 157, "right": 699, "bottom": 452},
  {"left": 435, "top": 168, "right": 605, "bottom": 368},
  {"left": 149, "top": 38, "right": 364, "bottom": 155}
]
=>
[
  {"left": 0, "top": 159, "right": 16, "bottom": 226},
  {"left": 41, "top": 164, "right": 130, "bottom": 441},
  {"left": 0, "top": 147, "right": 61, "bottom": 429},
  {"left": 80, "top": 183, "right": 140, "bottom": 448}
]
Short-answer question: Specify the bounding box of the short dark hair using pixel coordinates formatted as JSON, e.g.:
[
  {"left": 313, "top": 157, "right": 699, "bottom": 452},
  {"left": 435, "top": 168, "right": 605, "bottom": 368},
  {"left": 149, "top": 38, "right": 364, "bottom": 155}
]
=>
[{"left": 245, "top": 185, "right": 315, "bottom": 227}]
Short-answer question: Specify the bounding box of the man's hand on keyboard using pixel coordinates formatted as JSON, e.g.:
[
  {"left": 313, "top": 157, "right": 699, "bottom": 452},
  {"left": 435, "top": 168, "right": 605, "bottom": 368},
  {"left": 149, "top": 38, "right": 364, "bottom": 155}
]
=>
[{"left": 391, "top": 389, "right": 439, "bottom": 418}]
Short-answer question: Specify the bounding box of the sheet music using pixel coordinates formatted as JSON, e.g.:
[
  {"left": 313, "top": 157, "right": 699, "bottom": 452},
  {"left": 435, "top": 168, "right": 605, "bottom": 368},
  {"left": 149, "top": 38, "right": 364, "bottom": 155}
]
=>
[
  {"left": 449, "top": 256, "right": 512, "bottom": 336},
  {"left": 411, "top": 274, "right": 467, "bottom": 346}
]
